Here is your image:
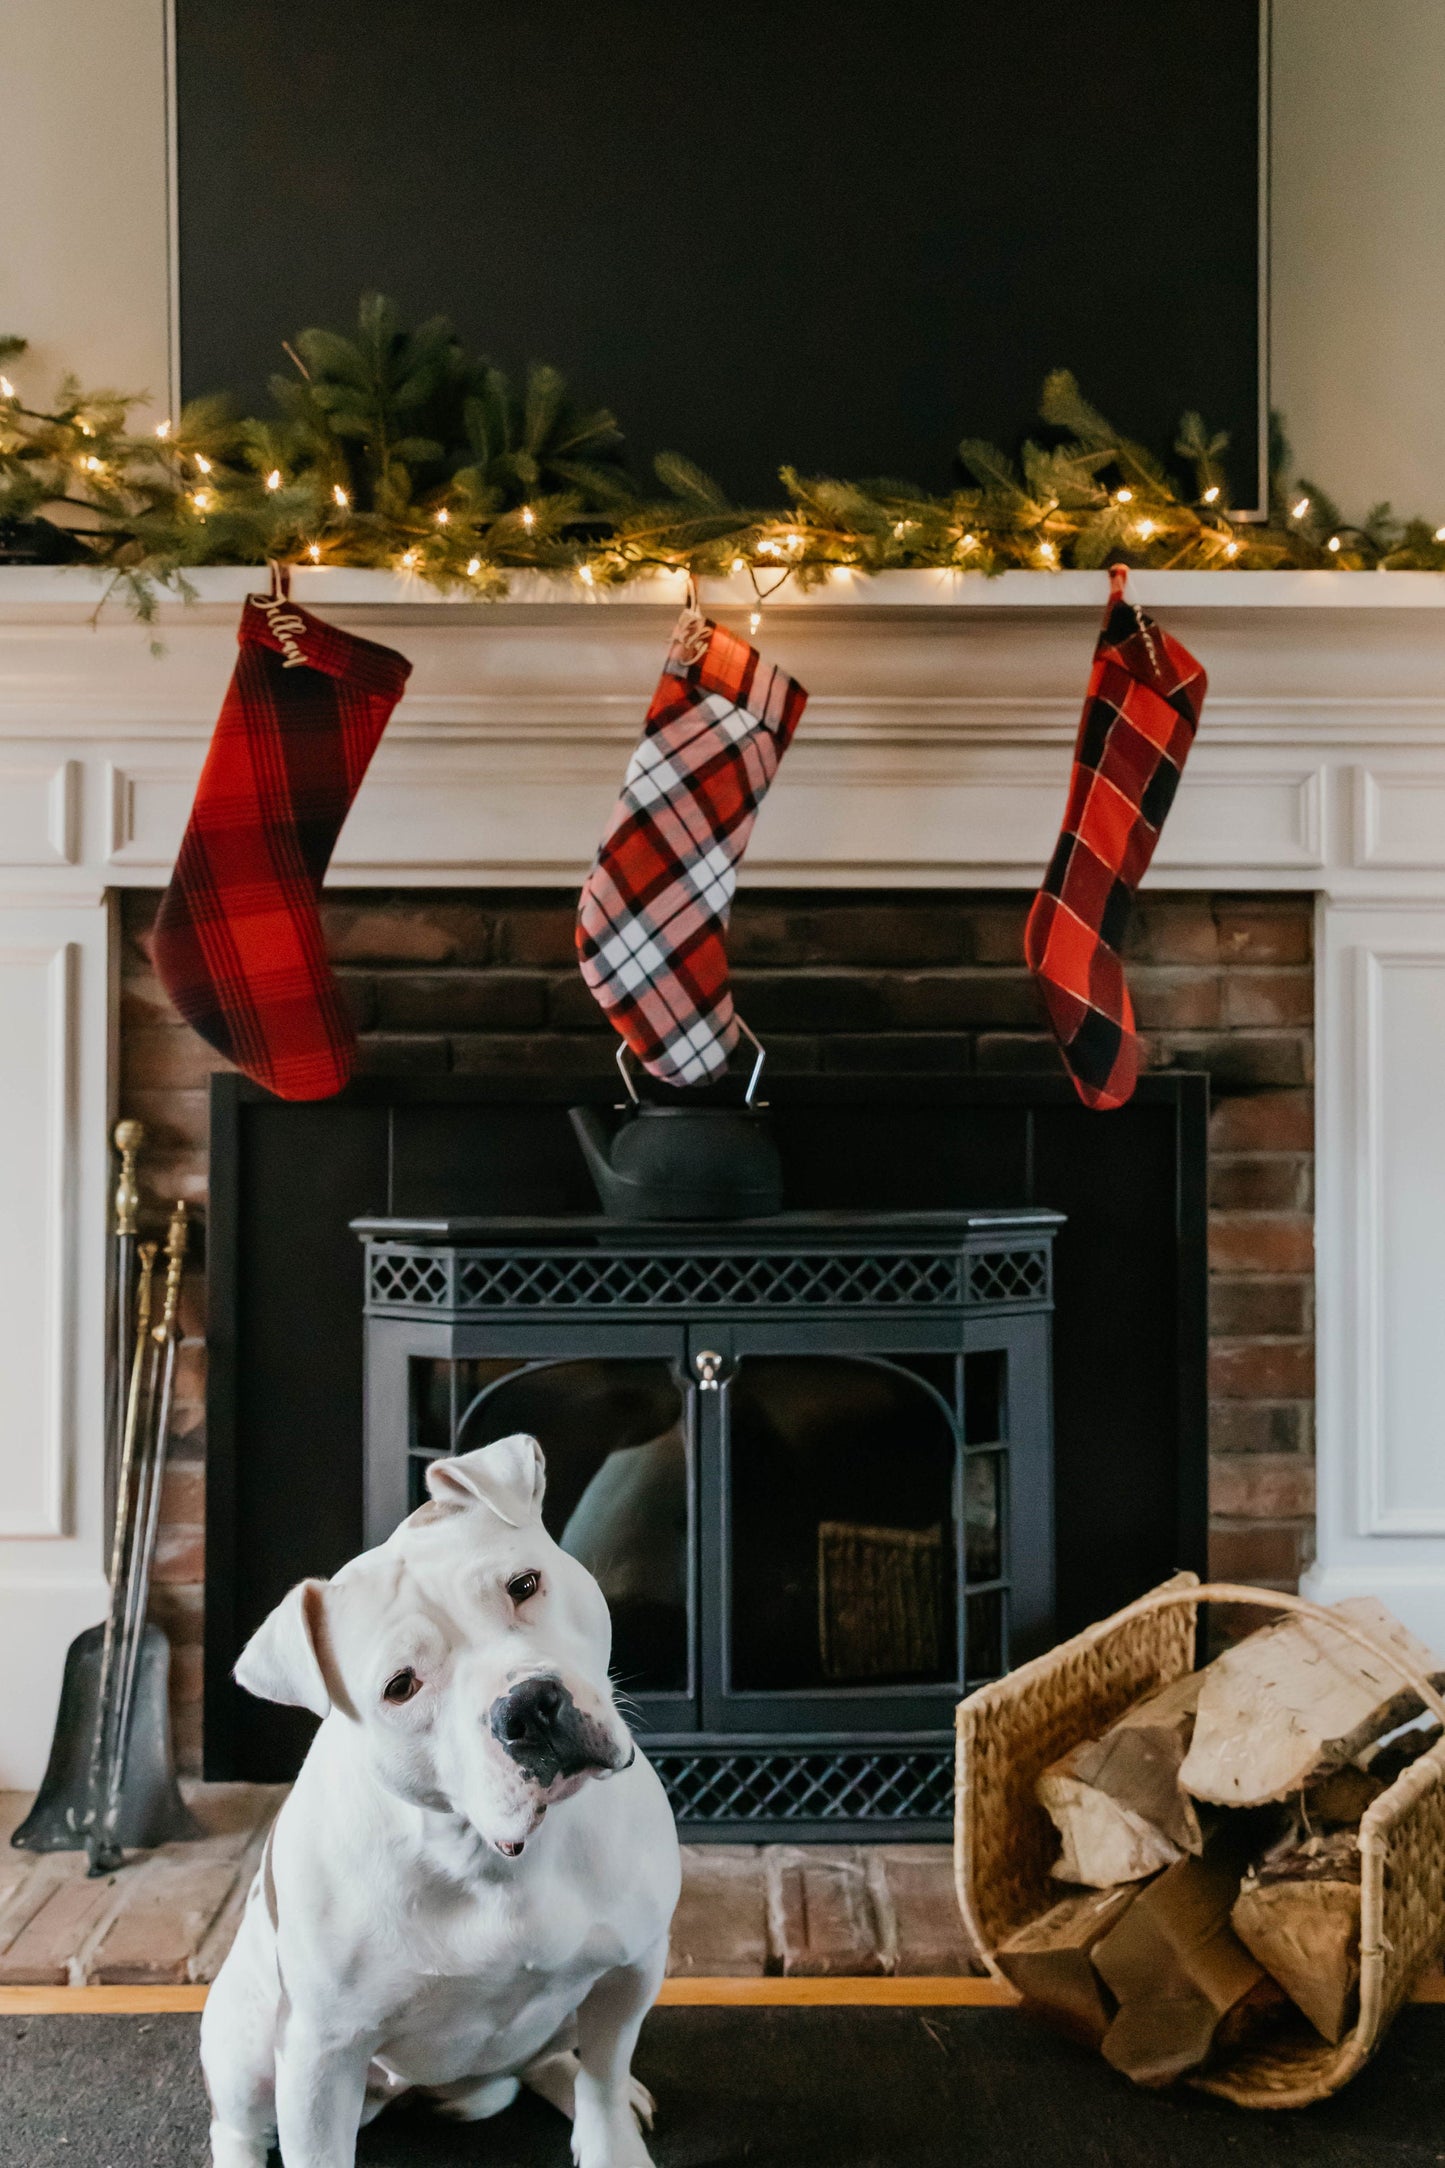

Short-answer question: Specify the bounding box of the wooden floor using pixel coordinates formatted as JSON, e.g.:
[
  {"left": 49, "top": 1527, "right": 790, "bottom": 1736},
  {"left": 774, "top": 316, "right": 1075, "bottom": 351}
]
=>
[{"left": 0, "top": 1787, "right": 981, "bottom": 1989}]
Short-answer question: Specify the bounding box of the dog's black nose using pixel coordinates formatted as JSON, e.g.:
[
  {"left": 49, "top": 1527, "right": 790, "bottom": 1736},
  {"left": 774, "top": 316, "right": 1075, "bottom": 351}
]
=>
[
  {"left": 498, "top": 1675, "right": 565, "bottom": 1750},
  {"left": 489, "top": 1676, "right": 620, "bottom": 1785}
]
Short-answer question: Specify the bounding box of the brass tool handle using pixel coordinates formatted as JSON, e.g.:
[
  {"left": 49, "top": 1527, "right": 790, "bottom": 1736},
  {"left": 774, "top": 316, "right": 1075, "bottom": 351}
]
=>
[
  {"left": 112, "top": 1120, "right": 144, "bottom": 1238},
  {"left": 152, "top": 1201, "right": 189, "bottom": 1345}
]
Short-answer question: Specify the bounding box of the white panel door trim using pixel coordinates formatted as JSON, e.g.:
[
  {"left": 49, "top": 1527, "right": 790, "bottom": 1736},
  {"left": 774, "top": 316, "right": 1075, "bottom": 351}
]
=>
[{"left": 0, "top": 940, "right": 75, "bottom": 1537}]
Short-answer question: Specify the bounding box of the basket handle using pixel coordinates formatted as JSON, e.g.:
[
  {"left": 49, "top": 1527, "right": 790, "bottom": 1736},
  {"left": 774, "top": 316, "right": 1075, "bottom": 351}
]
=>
[{"left": 1114, "top": 1579, "right": 1445, "bottom": 1729}]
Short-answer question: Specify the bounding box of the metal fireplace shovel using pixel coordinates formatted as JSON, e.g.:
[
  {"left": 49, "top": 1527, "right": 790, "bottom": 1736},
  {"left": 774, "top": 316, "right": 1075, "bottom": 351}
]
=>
[{"left": 12, "top": 1195, "right": 200, "bottom": 1867}]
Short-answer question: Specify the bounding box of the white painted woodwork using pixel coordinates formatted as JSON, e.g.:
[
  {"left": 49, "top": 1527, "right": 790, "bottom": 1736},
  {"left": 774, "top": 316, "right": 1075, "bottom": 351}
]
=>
[{"left": 0, "top": 565, "right": 1444, "bottom": 1776}]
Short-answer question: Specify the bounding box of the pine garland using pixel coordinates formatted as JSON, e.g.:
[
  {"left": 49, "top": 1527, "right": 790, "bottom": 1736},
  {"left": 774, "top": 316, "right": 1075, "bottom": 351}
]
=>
[{"left": 2, "top": 294, "right": 1443, "bottom": 617}]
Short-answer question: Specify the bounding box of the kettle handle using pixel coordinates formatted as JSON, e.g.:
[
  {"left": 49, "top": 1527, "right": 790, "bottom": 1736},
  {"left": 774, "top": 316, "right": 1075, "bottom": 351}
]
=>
[{"left": 614, "top": 1019, "right": 767, "bottom": 1106}]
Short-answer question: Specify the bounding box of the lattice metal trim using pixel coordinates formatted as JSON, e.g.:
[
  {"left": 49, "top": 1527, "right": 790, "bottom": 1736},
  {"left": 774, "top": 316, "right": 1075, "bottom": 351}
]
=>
[
  {"left": 650, "top": 1746, "right": 953, "bottom": 1825},
  {"left": 368, "top": 1243, "right": 1050, "bottom": 1314}
]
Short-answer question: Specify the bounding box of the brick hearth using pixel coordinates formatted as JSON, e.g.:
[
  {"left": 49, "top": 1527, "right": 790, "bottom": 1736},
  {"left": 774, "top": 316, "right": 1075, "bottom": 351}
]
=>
[{"left": 118, "top": 887, "right": 1314, "bottom": 1774}]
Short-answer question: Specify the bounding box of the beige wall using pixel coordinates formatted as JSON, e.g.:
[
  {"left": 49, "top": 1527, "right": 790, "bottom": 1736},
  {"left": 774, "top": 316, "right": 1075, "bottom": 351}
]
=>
[
  {"left": 0, "top": 0, "right": 171, "bottom": 418},
  {"left": 2, "top": 3, "right": 1445, "bottom": 517},
  {"left": 1272, "top": 0, "right": 1445, "bottom": 517}
]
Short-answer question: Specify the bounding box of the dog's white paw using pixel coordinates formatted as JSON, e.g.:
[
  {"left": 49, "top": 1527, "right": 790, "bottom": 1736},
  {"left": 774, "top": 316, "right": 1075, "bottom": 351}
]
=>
[
  {"left": 629, "top": 2075, "right": 657, "bottom": 2130},
  {"left": 209, "top": 2126, "right": 269, "bottom": 2168},
  {"left": 434, "top": 2073, "right": 521, "bottom": 2122},
  {"left": 570, "top": 2097, "right": 656, "bottom": 2168}
]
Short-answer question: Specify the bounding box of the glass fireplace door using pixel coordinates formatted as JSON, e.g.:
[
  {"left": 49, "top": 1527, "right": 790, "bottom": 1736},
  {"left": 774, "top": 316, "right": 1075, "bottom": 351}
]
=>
[{"left": 698, "top": 1323, "right": 971, "bottom": 1737}]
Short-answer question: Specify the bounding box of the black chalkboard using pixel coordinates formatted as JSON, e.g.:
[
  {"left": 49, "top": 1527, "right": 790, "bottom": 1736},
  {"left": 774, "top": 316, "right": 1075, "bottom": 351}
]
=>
[{"left": 176, "top": 1, "right": 1265, "bottom": 507}]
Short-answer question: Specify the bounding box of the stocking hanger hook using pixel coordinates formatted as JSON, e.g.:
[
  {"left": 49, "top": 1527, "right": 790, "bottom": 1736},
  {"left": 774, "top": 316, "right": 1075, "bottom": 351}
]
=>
[{"left": 267, "top": 558, "right": 292, "bottom": 603}]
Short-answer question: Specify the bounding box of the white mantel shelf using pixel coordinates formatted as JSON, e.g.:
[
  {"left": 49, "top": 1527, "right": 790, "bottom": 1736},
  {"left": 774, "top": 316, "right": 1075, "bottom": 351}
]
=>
[{"left": 1, "top": 565, "right": 1445, "bottom": 1780}]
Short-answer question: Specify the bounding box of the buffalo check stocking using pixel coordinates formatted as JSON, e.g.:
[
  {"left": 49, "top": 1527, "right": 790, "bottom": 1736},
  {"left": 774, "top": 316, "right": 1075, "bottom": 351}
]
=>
[
  {"left": 152, "top": 593, "right": 411, "bottom": 1100},
  {"left": 1025, "top": 568, "right": 1207, "bottom": 1110},
  {"left": 576, "top": 606, "right": 807, "bottom": 1086}
]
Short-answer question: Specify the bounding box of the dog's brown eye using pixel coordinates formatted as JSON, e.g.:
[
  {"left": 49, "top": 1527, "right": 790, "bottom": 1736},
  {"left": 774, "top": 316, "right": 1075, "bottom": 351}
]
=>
[
  {"left": 382, "top": 1668, "right": 420, "bottom": 1704},
  {"left": 507, "top": 1572, "right": 541, "bottom": 1605}
]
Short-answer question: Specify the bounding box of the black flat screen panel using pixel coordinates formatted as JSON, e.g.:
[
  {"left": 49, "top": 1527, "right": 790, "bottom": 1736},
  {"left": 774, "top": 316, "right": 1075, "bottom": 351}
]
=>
[{"left": 175, "top": 1, "right": 1265, "bottom": 506}]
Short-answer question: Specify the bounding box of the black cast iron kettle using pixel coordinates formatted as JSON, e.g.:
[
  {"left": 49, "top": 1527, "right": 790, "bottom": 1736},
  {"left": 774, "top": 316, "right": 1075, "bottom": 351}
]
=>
[{"left": 570, "top": 1028, "right": 783, "bottom": 1221}]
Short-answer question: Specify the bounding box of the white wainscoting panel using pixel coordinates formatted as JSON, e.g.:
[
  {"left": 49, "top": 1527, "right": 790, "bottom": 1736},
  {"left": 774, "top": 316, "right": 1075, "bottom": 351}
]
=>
[
  {"left": 0, "top": 760, "right": 76, "bottom": 866},
  {"left": 1354, "top": 771, "right": 1445, "bottom": 870},
  {"left": 0, "top": 940, "right": 74, "bottom": 1534},
  {"left": 106, "top": 757, "right": 203, "bottom": 868}
]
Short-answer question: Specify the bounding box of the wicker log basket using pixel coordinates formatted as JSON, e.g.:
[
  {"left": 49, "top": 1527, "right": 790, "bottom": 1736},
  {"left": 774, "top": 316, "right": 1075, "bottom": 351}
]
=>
[{"left": 954, "top": 1574, "right": 1445, "bottom": 2108}]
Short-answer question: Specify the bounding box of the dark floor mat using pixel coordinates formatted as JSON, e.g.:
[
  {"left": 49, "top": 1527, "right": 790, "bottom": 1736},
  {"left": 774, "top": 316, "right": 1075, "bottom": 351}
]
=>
[{"left": 2, "top": 2005, "right": 1442, "bottom": 2168}]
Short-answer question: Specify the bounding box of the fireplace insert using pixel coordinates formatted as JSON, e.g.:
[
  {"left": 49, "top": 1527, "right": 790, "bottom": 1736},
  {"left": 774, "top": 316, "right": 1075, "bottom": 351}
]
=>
[{"left": 353, "top": 1209, "right": 1060, "bottom": 1838}]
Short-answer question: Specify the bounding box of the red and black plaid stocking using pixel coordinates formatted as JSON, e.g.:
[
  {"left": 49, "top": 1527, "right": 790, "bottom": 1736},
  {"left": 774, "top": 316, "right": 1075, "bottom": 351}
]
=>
[
  {"left": 1025, "top": 568, "right": 1207, "bottom": 1110},
  {"left": 576, "top": 605, "right": 806, "bottom": 1085},
  {"left": 152, "top": 594, "right": 411, "bottom": 1101}
]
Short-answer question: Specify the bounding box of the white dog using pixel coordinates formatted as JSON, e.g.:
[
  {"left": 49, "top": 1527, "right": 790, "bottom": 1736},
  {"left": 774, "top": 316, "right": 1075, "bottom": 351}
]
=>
[{"left": 201, "top": 1433, "right": 681, "bottom": 2168}]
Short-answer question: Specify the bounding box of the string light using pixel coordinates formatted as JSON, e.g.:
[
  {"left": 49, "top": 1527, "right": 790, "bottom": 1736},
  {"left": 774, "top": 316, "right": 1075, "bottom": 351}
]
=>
[
  {"left": 1136, "top": 518, "right": 1157, "bottom": 540},
  {"left": 749, "top": 609, "right": 762, "bottom": 634},
  {"left": 1114, "top": 488, "right": 1133, "bottom": 506},
  {"left": 306, "top": 542, "right": 322, "bottom": 562},
  {"left": 400, "top": 547, "right": 420, "bottom": 569},
  {"left": 520, "top": 506, "right": 536, "bottom": 530},
  {"left": 1202, "top": 485, "right": 1219, "bottom": 504},
  {"left": 154, "top": 419, "right": 171, "bottom": 440},
  {"left": 1038, "top": 540, "right": 1056, "bottom": 563},
  {"left": 958, "top": 533, "right": 977, "bottom": 551},
  {"left": 757, "top": 537, "right": 783, "bottom": 559},
  {"left": 265, "top": 469, "right": 282, "bottom": 491},
  {"left": 82, "top": 454, "right": 102, "bottom": 472},
  {"left": 0, "top": 376, "right": 14, "bottom": 400},
  {"left": 1435, "top": 526, "right": 1445, "bottom": 543},
  {"left": 194, "top": 455, "right": 212, "bottom": 475},
  {"left": 466, "top": 556, "right": 481, "bottom": 576},
  {"left": 1328, "top": 535, "right": 1342, "bottom": 552},
  {"left": 435, "top": 507, "right": 449, "bottom": 525},
  {"left": 332, "top": 484, "right": 349, "bottom": 508},
  {"left": 1224, "top": 539, "right": 1239, "bottom": 557},
  {"left": 832, "top": 564, "right": 851, "bottom": 582},
  {"left": 731, "top": 557, "right": 745, "bottom": 573},
  {"left": 1291, "top": 496, "right": 1310, "bottom": 520},
  {"left": 578, "top": 563, "right": 594, "bottom": 585},
  {"left": 191, "top": 490, "right": 212, "bottom": 512}
]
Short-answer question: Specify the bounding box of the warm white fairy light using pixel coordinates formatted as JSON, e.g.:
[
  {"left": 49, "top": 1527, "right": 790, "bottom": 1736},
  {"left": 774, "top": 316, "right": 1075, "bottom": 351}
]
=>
[
  {"left": 265, "top": 468, "right": 282, "bottom": 491},
  {"left": 749, "top": 609, "right": 762, "bottom": 635},
  {"left": 435, "top": 507, "right": 449, "bottom": 525},
  {"left": 154, "top": 419, "right": 171, "bottom": 440},
  {"left": 0, "top": 376, "right": 14, "bottom": 400},
  {"left": 307, "top": 542, "right": 322, "bottom": 562},
  {"left": 82, "top": 454, "right": 102, "bottom": 472},
  {"left": 958, "top": 532, "right": 977, "bottom": 551},
  {"left": 1038, "top": 540, "right": 1056, "bottom": 562},
  {"left": 400, "top": 547, "right": 420, "bottom": 569},
  {"left": 1202, "top": 485, "right": 1219, "bottom": 504},
  {"left": 1136, "top": 518, "right": 1157, "bottom": 540},
  {"left": 332, "top": 484, "right": 349, "bottom": 508},
  {"left": 757, "top": 537, "right": 783, "bottom": 559},
  {"left": 1328, "top": 535, "right": 1342, "bottom": 552},
  {"left": 194, "top": 454, "right": 213, "bottom": 475},
  {"left": 520, "top": 505, "right": 536, "bottom": 530},
  {"left": 466, "top": 556, "right": 481, "bottom": 576},
  {"left": 1114, "top": 488, "right": 1133, "bottom": 506},
  {"left": 191, "top": 490, "right": 212, "bottom": 512},
  {"left": 1435, "top": 526, "right": 1445, "bottom": 543},
  {"left": 1291, "top": 496, "right": 1310, "bottom": 520},
  {"left": 578, "top": 563, "right": 594, "bottom": 585},
  {"left": 731, "top": 556, "right": 744, "bottom": 573},
  {"left": 1224, "top": 539, "right": 1239, "bottom": 557}
]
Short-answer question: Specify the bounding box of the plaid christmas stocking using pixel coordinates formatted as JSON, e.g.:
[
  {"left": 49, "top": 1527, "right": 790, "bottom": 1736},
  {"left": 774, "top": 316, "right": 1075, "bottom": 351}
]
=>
[
  {"left": 152, "top": 593, "right": 411, "bottom": 1101},
  {"left": 576, "top": 605, "right": 807, "bottom": 1086},
  {"left": 1025, "top": 568, "right": 1207, "bottom": 1110}
]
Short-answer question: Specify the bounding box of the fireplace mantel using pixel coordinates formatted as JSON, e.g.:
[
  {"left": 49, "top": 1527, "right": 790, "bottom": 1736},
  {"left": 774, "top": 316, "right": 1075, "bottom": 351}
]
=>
[{"left": 2, "top": 565, "right": 1444, "bottom": 1781}]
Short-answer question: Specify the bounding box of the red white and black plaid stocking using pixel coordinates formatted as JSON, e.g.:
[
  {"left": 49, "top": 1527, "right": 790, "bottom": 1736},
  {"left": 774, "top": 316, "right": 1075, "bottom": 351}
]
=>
[
  {"left": 1025, "top": 568, "right": 1207, "bottom": 1110},
  {"left": 576, "top": 605, "right": 807, "bottom": 1086},
  {"left": 152, "top": 594, "right": 410, "bottom": 1101}
]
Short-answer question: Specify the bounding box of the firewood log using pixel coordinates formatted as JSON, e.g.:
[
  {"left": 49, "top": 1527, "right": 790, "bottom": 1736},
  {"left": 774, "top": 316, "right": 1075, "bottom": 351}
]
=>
[
  {"left": 1180, "top": 1598, "right": 1443, "bottom": 1808},
  {"left": 994, "top": 1884, "right": 1140, "bottom": 2043},
  {"left": 1231, "top": 1831, "right": 1362, "bottom": 2045},
  {"left": 1038, "top": 1671, "right": 1203, "bottom": 1886},
  {"left": 1092, "top": 1828, "right": 1264, "bottom": 2087}
]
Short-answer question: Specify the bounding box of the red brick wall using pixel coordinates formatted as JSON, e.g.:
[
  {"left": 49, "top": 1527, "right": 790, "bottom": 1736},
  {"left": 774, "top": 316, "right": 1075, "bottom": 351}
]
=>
[{"left": 119, "top": 886, "right": 1314, "bottom": 1772}]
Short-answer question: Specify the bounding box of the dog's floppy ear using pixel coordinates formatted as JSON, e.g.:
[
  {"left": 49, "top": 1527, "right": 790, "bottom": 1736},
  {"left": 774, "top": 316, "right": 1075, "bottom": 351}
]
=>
[
  {"left": 234, "top": 1578, "right": 345, "bottom": 1719},
  {"left": 425, "top": 1433, "right": 547, "bottom": 1527}
]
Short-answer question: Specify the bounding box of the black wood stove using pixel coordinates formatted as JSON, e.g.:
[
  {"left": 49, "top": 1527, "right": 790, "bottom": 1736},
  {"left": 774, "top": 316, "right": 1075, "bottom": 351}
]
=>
[{"left": 353, "top": 1207, "right": 1060, "bottom": 1840}]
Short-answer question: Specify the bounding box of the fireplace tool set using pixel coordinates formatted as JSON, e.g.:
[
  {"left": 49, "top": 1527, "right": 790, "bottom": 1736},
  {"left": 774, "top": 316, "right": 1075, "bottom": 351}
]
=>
[{"left": 13, "top": 1122, "right": 199, "bottom": 1868}]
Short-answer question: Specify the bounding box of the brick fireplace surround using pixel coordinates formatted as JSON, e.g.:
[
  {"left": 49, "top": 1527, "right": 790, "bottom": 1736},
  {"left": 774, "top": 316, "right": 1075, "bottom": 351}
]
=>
[{"left": 120, "top": 884, "right": 1314, "bottom": 1775}]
